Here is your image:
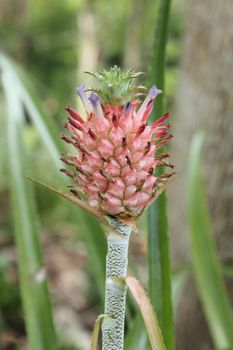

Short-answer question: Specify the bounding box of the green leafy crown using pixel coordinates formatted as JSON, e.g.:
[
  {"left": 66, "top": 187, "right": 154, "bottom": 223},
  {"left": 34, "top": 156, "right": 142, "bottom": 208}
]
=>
[{"left": 85, "top": 65, "right": 147, "bottom": 106}]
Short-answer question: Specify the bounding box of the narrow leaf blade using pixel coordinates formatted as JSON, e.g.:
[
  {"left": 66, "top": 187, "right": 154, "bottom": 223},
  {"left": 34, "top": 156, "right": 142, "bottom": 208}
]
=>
[
  {"left": 0, "top": 53, "right": 107, "bottom": 302},
  {"left": 1, "top": 54, "right": 58, "bottom": 350},
  {"left": 147, "top": 0, "right": 174, "bottom": 348},
  {"left": 26, "top": 176, "right": 100, "bottom": 219},
  {"left": 126, "top": 277, "right": 166, "bottom": 350}
]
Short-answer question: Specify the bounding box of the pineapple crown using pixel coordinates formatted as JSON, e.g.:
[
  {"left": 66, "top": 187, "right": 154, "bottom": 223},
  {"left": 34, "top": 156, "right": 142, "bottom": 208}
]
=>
[{"left": 85, "top": 65, "right": 147, "bottom": 106}]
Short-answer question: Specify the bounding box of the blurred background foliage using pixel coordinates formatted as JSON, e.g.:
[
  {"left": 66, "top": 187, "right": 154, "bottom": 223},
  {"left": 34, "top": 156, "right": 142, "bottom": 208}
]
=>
[
  {"left": 0, "top": 1, "right": 185, "bottom": 348},
  {"left": 0, "top": 0, "right": 184, "bottom": 120},
  {"left": 1, "top": 0, "right": 233, "bottom": 349}
]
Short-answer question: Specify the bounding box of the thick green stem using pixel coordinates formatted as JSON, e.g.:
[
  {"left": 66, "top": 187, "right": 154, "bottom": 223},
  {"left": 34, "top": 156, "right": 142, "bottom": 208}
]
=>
[{"left": 101, "top": 217, "right": 132, "bottom": 350}]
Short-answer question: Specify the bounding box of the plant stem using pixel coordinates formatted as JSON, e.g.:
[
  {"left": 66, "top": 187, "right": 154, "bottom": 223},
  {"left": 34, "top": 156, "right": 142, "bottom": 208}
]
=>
[
  {"left": 147, "top": 0, "right": 174, "bottom": 349},
  {"left": 101, "top": 217, "right": 132, "bottom": 350}
]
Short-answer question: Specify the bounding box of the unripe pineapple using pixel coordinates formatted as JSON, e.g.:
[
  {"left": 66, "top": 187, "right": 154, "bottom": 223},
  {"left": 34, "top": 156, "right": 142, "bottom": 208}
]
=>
[{"left": 61, "top": 66, "right": 174, "bottom": 218}]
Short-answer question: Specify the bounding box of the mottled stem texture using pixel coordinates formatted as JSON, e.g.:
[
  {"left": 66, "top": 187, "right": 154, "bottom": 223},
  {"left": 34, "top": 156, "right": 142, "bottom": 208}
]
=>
[{"left": 101, "top": 217, "right": 132, "bottom": 350}]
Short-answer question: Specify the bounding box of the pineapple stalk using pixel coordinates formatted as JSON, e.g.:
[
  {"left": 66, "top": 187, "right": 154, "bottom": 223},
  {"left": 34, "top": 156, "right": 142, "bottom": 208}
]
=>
[{"left": 101, "top": 217, "right": 132, "bottom": 350}]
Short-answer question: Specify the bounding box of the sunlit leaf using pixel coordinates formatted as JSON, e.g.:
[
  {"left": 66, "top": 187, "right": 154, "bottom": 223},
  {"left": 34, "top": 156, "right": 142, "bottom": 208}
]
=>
[
  {"left": 1, "top": 53, "right": 58, "bottom": 350},
  {"left": 0, "top": 54, "right": 61, "bottom": 168},
  {"left": 0, "top": 53, "right": 107, "bottom": 302}
]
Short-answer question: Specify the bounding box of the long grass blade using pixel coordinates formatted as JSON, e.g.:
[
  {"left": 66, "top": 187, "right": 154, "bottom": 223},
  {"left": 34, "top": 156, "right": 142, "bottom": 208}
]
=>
[
  {"left": 0, "top": 53, "right": 107, "bottom": 301},
  {"left": 147, "top": 0, "right": 174, "bottom": 349},
  {"left": 1, "top": 55, "right": 58, "bottom": 350},
  {"left": 126, "top": 277, "right": 166, "bottom": 350},
  {"left": 0, "top": 54, "right": 61, "bottom": 168},
  {"left": 188, "top": 133, "right": 233, "bottom": 349}
]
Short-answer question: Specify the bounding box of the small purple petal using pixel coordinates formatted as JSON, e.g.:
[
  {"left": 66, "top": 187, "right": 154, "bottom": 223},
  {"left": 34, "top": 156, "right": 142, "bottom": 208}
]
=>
[
  {"left": 76, "top": 83, "right": 86, "bottom": 95},
  {"left": 88, "top": 92, "right": 100, "bottom": 106},
  {"left": 76, "top": 84, "right": 93, "bottom": 114},
  {"left": 125, "top": 102, "right": 131, "bottom": 111},
  {"left": 149, "top": 85, "right": 162, "bottom": 99},
  {"left": 137, "top": 85, "right": 162, "bottom": 119},
  {"left": 88, "top": 92, "right": 104, "bottom": 119},
  {"left": 124, "top": 102, "right": 132, "bottom": 116}
]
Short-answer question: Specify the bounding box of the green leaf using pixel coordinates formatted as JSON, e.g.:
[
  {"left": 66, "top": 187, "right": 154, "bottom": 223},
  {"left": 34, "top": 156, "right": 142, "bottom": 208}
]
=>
[
  {"left": 0, "top": 53, "right": 107, "bottom": 302},
  {"left": 148, "top": 195, "right": 173, "bottom": 349},
  {"left": 0, "top": 53, "right": 61, "bottom": 168},
  {"left": 148, "top": 0, "right": 172, "bottom": 117},
  {"left": 188, "top": 132, "right": 233, "bottom": 349},
  {"left": 1, "top": 54, "right": 58, "bottom": 350},
  {"left": 147, "top": 0, "right": 174, "bottom": 349},
  {"left": 126, "top": 277, "right": 166, "bottom": 350}
]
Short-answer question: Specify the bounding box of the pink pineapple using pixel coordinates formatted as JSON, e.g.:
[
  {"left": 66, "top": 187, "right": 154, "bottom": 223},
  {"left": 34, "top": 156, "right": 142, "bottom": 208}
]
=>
[{"left": 60, "top": 67, "right": 174, "bottom": 220}]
